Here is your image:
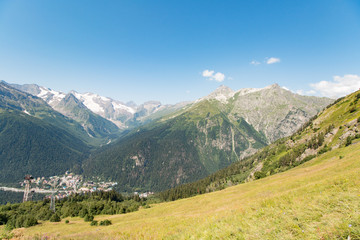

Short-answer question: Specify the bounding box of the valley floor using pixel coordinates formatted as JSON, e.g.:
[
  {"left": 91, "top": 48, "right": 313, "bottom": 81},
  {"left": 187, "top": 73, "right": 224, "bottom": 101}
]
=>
[{"left": 6, "top": 142, "right": 360, "bottom": 239}]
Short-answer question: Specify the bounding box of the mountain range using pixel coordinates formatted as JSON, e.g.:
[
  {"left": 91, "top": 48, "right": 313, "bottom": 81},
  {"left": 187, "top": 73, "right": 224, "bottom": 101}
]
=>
[
  {"left": 81, "top": 84, "right": 332, "bottom": 191},
  {"left": 9, "top": 84, "right": 360, "bottom": 240},
  {"left": 0, "top": 81, "right": 333, "bottom": 191},
  {"left": 0, "top": 82, "right": 90, "bottom": 184},
  {"left": 9, "top": 82, "right": 188, "bottom": 131}
]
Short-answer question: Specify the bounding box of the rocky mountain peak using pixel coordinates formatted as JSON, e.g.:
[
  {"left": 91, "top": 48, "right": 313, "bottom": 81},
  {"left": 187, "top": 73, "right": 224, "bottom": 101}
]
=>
[
  {"left": 62, "top": 93, "right": 82, "bottom": 105},
  {"left": 201, "top": 85, "right": 235, "bottom": 103}
]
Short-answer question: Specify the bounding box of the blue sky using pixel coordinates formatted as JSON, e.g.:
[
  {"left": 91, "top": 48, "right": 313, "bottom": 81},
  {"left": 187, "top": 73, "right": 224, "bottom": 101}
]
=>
[{"left": 1, "top": 0, "right": 360, "bottom": 104}]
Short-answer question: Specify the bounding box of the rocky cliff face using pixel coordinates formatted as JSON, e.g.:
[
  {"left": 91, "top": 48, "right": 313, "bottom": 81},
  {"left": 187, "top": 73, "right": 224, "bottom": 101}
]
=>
[
  {"left": 224, "top": 84, "right": 332, "bottom": 143},
  {"left": 54, "top": 93, "right": 120, "bottom": 138}
]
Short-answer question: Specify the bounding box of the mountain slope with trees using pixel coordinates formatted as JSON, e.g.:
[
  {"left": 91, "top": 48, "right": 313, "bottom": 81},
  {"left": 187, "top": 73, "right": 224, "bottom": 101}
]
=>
[
  {"left": 0, "top": 82, "right": 92, "bottom": 184},
  {"left": 83, "top": 99, "right": 268, "bottom": 192},
  {"left": 82, "top": 85, "right": 332, "bottom": 192},
  {"left": 158, "top": 89, "right": 360, "bottom": 201},
  {"left": 0, "top": 110, "right": 90, "bottom": 184},
  {"left": 7, "top": 90, "right": 360, "bottom": 238}
]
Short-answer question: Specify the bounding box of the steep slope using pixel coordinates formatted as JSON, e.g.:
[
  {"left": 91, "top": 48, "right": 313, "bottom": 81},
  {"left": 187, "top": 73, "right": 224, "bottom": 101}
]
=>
[
  {"left": 83, "top": 99, "right": 267, "bottom": 192},
  {"left": 83, "top": 84, "right": 332, "bottom": 192},
  {"left": 0, "top": 110, "right": 89, "bottom": 184},
  {"left": 11, "top": 90, "right": 360, "bottom": 240},
  {"left": 9, "top": 82, "right": 122, "bottom": 139},
  {"left": 0, "top": 82, "right": 96, "bottom": 144},
  {"left": 226, "top": 84, "right": 332, "bottom": 142},
  {"left": 70, "top": 90, "right": 136, "bottom": 128},
  {"left": 0, "top": 82, "right": 92, "bottom": 184},
  {"left": 9, "top": 82, "right": 187, "bottom": 130},
  {"left": 159, "top": 89, "right": 360, "bottom": 201},
  {"left": 12, "top": 134, "right": 360, "bottom": 239},
  {"left": 54, "top": 93, "right": 120, "bottom": 139}
]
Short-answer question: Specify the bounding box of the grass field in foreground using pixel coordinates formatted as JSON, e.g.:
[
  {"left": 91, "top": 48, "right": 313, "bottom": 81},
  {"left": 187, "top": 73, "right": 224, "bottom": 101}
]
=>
[{"left": 7, "top": 142, "right": 360, "bottom": 239}]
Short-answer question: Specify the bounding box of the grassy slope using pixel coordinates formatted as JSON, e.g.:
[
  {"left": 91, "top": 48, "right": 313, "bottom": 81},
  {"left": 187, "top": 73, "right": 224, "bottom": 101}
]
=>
[{"left": 9, "top": 141, "right": 360, "bottom": 239}]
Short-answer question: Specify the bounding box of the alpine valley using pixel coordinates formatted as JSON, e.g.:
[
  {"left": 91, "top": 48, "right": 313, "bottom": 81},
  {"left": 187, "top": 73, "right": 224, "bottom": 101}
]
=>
[
  {"left": 0, "top": 81, "right": 332, "bottom": 193},
  {"left": 4, "top": 86, "right": 360, "bottom": 240}
]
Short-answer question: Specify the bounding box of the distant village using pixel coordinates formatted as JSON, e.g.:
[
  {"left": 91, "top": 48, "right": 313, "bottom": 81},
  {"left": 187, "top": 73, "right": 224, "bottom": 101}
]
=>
[{"left": 17, "top": 171, "right": 153, "bottom": 200}]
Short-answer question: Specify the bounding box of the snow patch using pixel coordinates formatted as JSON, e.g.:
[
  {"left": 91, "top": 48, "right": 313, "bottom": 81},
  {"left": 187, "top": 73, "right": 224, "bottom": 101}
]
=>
[
  {"left": 37, "top": 87, "right": 66, "bottom": 104},
  {"left": 72, "top": 92, "right": 105, "bottom": 114},
  {"left": 23, "top": 109, "right": 31, "bottom": 115},
  {"left": 112, "top": 102, "right": 136, "bottom": 114}
]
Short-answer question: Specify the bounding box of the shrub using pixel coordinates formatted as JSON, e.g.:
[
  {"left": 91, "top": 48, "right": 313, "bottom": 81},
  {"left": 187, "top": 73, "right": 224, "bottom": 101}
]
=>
[
  {"left": 254, "top": 171, "right": 266, "bottom": 180},
  {"left": 302, "top": 155, "right": 316, "bottom": 163},
  {"left": 0, "top": 213, "right": 8, "bottom": 225},
  {"left": 345, "top": 136, "right": 352, "bottom": 146},
  {"left": 79, "top": 208, "right": 88, "bottom": 218},
  {"left": 84, "top": 214, "right": 94, "bottom": 222},
  {"left": 318, "top": 145, "right": 331, "bottom": 155},
  {"left": 90, "top": 220, "right": 98, "bottom": 226},
  {"left": 356, "top": 93, "right": 360, "bottom": 100},
  {"left": 65, "top": 220, "right": 69, "bottom": 224},
  {"left": 49, "top": 213, "right": 61, "bottom": 222},
  {"left": 23, "top": 216, "right": 38, "bottom": 228},
  {"left": 99, "top": 219, "right": 112, "bottom": 226}
]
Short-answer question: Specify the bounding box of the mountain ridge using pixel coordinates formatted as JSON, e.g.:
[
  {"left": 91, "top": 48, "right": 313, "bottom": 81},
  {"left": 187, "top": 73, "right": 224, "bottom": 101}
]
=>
[
  {"left": 8, "top": 82, "right": 189, "bottom": 130},
  {"left": 82, "top": 84, "right": 332, "bottom": 192},
  {"left": 9, "top": 89, "right": 360, "bottom": 239}
]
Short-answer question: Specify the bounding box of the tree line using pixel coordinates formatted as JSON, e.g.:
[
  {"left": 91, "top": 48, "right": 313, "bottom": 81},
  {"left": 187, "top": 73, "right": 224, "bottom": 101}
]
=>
[{"left": 0, "top": 190, "right": 148, "bottom": 230}]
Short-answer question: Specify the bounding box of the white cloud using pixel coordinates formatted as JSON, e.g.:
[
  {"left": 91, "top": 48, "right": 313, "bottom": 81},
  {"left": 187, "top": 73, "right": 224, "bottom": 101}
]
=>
[
  {"left": 310, "top": 74, "right": 360, "bottom": 98},
  {"left": 202, "top": 70, "right": 214, "bottom": 78},
  {"left": 266, "top": 57, "right": 280, "bottom": 64},
  {"left": 213, "top": 72, "right": 225, "bottom": 82},
  {"left": 250, "top": 60, "right": 261, "bottom": 65},
  {"left": 202, "top": 69, "right": 225, "bottom": 82}
]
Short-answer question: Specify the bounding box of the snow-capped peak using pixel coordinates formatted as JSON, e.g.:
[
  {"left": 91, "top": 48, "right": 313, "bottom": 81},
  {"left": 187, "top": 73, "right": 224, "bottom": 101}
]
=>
[
  {"left": 37, "top": 87, "right": 66, "bottom": 105},
  {"left": 70, "top": 91, "right": 136, "bottom": 116}
]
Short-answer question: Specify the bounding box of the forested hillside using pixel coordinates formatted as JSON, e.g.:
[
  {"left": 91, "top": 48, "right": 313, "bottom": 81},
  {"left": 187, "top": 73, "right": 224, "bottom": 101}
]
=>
[
  {"left": 0, "top": 110, "right": 89, "bottom": 184},
  {"left": 0, "top": 82, "right": 94, "bottom": 184},
  {"left": 158, "top": 90, "right": 360, "bottom": 201},
  {"left": 83, "top": 99, "right": 267, "bottom": 192},
  {"left": 82, "top": 85, "right": 332, "bottom": 192}
]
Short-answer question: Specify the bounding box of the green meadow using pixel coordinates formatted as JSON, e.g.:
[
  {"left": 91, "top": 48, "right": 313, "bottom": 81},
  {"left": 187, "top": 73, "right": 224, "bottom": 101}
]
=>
[{"left": 4, "top": 141, "right": 359, "bottom": 239}]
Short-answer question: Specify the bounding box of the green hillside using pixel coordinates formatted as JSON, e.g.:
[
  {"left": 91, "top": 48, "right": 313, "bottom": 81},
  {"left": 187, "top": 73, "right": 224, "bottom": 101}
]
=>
[
  {"left": 159, "top": 90, "right": 360, "bottom": 201},
  {"left": 0, "top": 82, "right": 94, "bottom": 184},
  {"left": 1, "top": 90, "right": 360, "bottom": 239},
  {"left": 83, "top": 99, "right": 267, "bottom": 192},
  {"left": 7, "top": 132, "right": 360, "bottom": 239},
  {"left": 0, "top": 110, "right": 89, "bottom": 184},
  {"left": 0, "top": 81, "right": 104, "bottom": 146},
  {"left": 82, "top": 85, "right": 331, "bottom": 193}
]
